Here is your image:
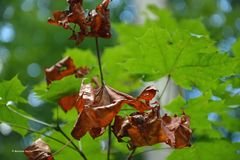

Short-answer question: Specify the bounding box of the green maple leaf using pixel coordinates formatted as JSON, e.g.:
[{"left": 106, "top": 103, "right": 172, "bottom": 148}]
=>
[
  {"left": 167, "top": 140, "right": 240, "bottom": 160},
  {"left": 125, "top": 27, "right": 239, "bottom": 90},
  {"left": 0, "top": 76, "right": 26, "bottom": 104},
  {"left": 111, "top": 7, "right": 239, "bottom": 91},
  {"left": 0, "top": 76, "right": 30, "bottom": 135},
  {"left": 0, "top": 105, "right": 31, "bottom": 136}
]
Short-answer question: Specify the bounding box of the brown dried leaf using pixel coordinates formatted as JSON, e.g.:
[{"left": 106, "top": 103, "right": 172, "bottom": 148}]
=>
[
  {"left": 162, "top": 113, "right": 192, "bottom": 148},
  {"left": 113, "top": 107, "right": 168, "bottom": 149},
  {"left": 48, "top": 11, "right": 70, "bottom": 29},
  {"left": 71, "top": 84, "right": 158, "bottom": 140},
  {"left": 112, "top": 107, "right": 192, "bottom": 149},
  {"left": 58, "top": 94, "right": 78, "bottom": 112},
  {"left": 24, "top": 138, "right": 54, "bottom": 160},
  {"left": 71, "top": 84, "right": 132, "bottom": 139},
  {"left": 87, "top": 0, "right": 111, "bottom": 38},
  {"left": 125, "top": 86, "right": 158, "bottom": 112},
  {"left": 45, "top": 57, "right": 76, "bottom": 85},
  {"left": 75, "top": 66, "right": 90, "bottom": 78}
]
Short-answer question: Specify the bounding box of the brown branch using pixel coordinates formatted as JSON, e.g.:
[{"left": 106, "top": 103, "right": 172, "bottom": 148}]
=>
[{"left": 95, "top": 37, "right": 105, "bottom": 86}]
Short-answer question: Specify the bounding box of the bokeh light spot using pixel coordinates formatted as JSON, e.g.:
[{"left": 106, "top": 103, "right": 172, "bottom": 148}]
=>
[
  {"left": 209, "top": 13, "right": 226, "bottom": 28},
  {"left": 120, "top": 10, "right": 134, "bottom": 23},
  {"left": 0, "top": 123, "right": 12, "bottom": 136},
  {"left": 3, "top": 6, "right": 15, "bottom": 19},
  {"left": 28, "top": 92, "right": 44, "bottom": 107},
  {"left": 27, "top": 63, "right": 41, "bottom": 78},
  {"left": 0, "top": 23, "right": 15, "bottom": 43}
]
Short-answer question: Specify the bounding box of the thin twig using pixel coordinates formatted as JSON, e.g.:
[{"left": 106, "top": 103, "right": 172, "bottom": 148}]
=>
[
  {"left": 55, "top": 125, "right": 88, "bottom": 160},
  {"left": 7, "top": 106, "right": 55, "bottom": 128},
  {"left": 158, "top": 75, "right": 171, "bottom": 100},
  {"left": 52, "top": 140, "right": 71, "bottom": 156},
  {"left": 0, "top": 120, "right": 76, "bottom": 151},
  {"left": 95, "top": 37, "right": 105, "bottom": 86},
  {"left": 55, "top": 106, "right": 87, "bottom": 160},
  {"left": 107, "top": 124, "right": 112, "bottom": 160},
  {"left": 127, "top": 148, "right": 136, "bottom": 160}
]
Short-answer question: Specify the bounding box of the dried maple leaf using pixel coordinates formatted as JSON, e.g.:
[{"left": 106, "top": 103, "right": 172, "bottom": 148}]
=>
[
  {"left": 45, "top": 57, "right": 90, "bottom": 112},
  {"left": 112, "top": 107, "right": 168, "bottom": 149},
  {"left": 71, "top": 83, "right": 132, "bottom": 139},
  {"left": 86, "top": 0, "right": 111, "bottom": 38},
  {"left": 48, "top": 0, "right": 111, "bottom": 44},
  {"left": 71, "top": 83, "right": 158, "bottom": 140},
  {"left": 162, "top": 113, "right": 192, "bottom": 148},
  {"left": 125, "top": 86, "right": 157, "bottom": 112},
  {"left": 24, "top": 138, "right": 54, "bottom": 160},
  {"left": 45, "top": 57, "right": 90, "bottom": 85},
  {"left": 58, "top": 94, "right": 78, "bottom": 112},
  {"left": 112, "top": 107, "right": 192, "bottom": 149},
  {"left": 45, "top": 57, "right": 76, "bottom": 85}
]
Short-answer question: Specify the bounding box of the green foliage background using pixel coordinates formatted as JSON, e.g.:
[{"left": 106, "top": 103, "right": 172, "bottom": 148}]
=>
[{"left": 0, "top": 0, "right": 240, "bottom": 160}]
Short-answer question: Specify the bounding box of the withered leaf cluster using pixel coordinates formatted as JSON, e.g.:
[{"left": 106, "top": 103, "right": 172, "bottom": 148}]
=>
[
  {"left": 71, "top": 83, "right": 158, "bottom": 139},
  {"left": 45, "top": 57, "right": 192, "bottom": 149},
  {"left": 24, "top": 139, "right": 54, "bottom": 160},
  {"left": 113, "top": 107, "right": 192, "bottom": 149},
  {"left": 48, "top": 0, "right": 111, "bottom": 44}
]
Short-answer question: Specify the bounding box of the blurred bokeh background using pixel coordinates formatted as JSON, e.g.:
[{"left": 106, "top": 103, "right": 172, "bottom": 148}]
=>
[{"left": 0, "top": 0, "right": 240, "bottom": 159}]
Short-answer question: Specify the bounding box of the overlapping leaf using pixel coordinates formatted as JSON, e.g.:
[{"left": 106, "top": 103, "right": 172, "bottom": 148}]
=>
[{"left": 71, "top": 83, "right": 158, "bottom": 140}]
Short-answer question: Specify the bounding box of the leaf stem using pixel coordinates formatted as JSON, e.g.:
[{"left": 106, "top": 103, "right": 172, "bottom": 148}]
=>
[
  {"left": 55, "top": 125, "right": 88, "bottom": 160},
  {"left": 127, "top": 148, "right": 136, "bottom": 160},
  {"left": 107, "top": 124, "right": 112, "bottom": 160},
  {"left": 95, "top": 37, "right": 105, "bottom": 86},
  {"left": 52, "top": 140, "right": 71, "bottom": 156},
  {"left": 0, "top": 120, "right": 76, "bottom": 151},
  {"left": 159, "top": 75, "right": 171, "bottom": 100},
  {"left": 7, "top": 106, "right": 55, "bottom": 128}
]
